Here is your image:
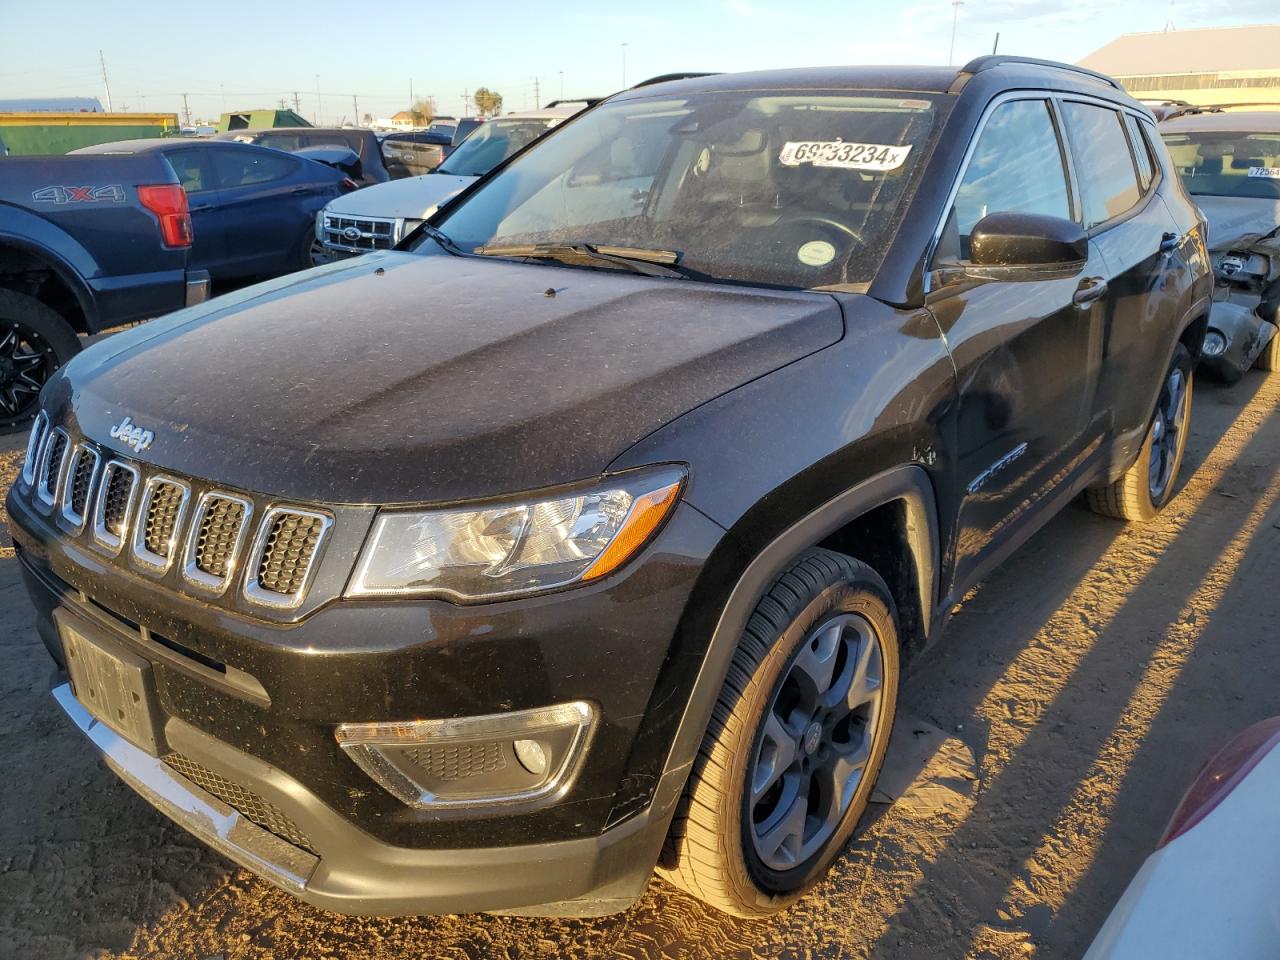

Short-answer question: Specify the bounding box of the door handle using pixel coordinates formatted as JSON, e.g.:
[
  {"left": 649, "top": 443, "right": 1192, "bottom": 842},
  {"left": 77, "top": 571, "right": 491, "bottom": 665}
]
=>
[
  {"left": 1160, "top": 232, "right": 1181, "bottom": 253},
  {"left": 1073, "top": 278, "right": 1109, "bottom": 307}
]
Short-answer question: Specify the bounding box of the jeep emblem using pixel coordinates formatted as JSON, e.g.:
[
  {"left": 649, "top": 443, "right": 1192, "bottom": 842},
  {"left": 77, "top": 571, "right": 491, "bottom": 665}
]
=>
[{"left": 109, "top": 416, "right": 155, "bottom": 453}]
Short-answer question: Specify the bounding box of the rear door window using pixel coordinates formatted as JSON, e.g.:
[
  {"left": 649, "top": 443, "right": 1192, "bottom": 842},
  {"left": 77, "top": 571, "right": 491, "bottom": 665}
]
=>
[
  {"left": 212, "top": 147, "right": 298, "bottom": 189},
  {"left": 936, "top": 98, "right": 1072, "bottom": 262},
  {"left": 165, "top": 148, "right": 212, "bottom": 193},
  {"left": 1061, "top": 101, "right": 1142, "bottom": 228}
]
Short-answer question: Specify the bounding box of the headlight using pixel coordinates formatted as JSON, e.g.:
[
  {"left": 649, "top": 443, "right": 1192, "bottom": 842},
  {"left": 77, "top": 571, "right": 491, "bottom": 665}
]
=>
[
  {"left": 1203, "top": 329, "right": 1227, "bottom": 357},
  {"left": 347, "top": 467, "right": 684, "bottom": 601},
  {"left": 398, "top": 218, "right": 425, "bottom": 241},
  {"left": 315, "top": 208, "right": 326, "bottom": 240}
]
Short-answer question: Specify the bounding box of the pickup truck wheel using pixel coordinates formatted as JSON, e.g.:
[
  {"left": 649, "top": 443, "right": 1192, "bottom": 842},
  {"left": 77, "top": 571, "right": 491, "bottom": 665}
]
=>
[
  {"left": 659, "top": 548, "right": 899, "bottom": 917},
  {"left": 1254, "top": 328, "right": 1280, "bottom": 372},
  {"left": 1086, "top": 343, "right": 1193, "bottom": 521},
  {"left": 0, "top": 290, "right": 81, "bottom": 432}
]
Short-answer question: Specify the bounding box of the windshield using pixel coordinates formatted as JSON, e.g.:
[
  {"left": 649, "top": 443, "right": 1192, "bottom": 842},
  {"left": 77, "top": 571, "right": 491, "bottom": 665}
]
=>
[
  {"left": 1162, "top": 130, "right": 1280, "bottom": 199},
  {"left": 432, "top": 92, "right": 937, "bottom": 288},
  {"left": 436, "top": 118, "right": 560, "bottom": 177}
]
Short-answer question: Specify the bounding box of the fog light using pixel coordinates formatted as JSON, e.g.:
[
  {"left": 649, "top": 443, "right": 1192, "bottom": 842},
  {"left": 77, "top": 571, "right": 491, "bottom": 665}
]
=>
[
  {"left": 1203, "top": 329, "right": 1227, "bottom": 357},
  {"left": 336, "top": 701, "right": 594, "bottom": 812},
  {"left": 513, "top": 738, "right": 548, "bottom": 776}
]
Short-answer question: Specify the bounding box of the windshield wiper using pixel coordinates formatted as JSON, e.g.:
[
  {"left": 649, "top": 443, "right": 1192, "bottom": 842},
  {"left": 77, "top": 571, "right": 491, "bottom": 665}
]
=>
[
  {"left": 474, "top": 241, "right": 687, "bottom": 279},
  {"left": 422, "top": 224, "right": 466, "bottom": 256}
]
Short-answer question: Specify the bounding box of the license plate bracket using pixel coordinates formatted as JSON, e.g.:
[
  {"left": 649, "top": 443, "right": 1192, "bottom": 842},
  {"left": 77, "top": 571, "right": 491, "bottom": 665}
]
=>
[{"left": 55, "top": 609, "right": 166, "bottom": 757}]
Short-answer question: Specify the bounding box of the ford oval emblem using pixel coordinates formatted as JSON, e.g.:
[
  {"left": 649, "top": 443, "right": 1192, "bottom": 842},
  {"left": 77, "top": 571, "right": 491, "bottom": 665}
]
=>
[{"left": 342, "top": 226, "right": 362, "bottom": 241}]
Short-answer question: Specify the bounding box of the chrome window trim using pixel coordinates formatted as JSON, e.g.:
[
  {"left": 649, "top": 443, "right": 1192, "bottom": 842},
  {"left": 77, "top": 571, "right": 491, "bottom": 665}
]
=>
[
  {"left": 20, "top": 411, "right": 49, "bottom": 489},
  {"left": 130, "top": 475, "right": 191, "bottom": 574},
  {"left": 35, "top": 427, "right": 71, "bottom": 509},
  {"left": 92, "top": 460, "right": 141, "bottom": 554},
  {"left": 181, "top": 491, "right": 254, "bottom": 595},
  {"left": 243, "top": 506, "right": 333, "bottom": 610},
  {"left": 59, "top": 444, "right": 101, "bottom": 532}
]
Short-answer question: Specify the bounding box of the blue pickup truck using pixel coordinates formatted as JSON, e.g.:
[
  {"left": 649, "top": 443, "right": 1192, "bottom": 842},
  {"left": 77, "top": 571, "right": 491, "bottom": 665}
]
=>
[{"left": 0, "top": 153, "right": 209, "bottom": 431}]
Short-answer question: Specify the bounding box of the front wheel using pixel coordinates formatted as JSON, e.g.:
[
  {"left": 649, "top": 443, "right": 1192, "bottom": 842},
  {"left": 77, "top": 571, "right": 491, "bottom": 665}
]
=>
[
  {"left": 0, "top": 290, "right": 82, "bottom": 433},
  {"left": 1086, "top": 343, "right": 1193, "bottom": 521},
  {"left": 659, "top": 549, "right": 900, "bottom": 917},
  {"left": 1254, "top": 327, "right": 1280, "bottom": 372}
]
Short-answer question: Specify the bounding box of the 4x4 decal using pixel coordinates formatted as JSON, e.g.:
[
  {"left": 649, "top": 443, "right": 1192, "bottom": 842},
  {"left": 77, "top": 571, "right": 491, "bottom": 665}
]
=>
[{"left": 31, "top": 185, "right": 127, "bottom": 204}]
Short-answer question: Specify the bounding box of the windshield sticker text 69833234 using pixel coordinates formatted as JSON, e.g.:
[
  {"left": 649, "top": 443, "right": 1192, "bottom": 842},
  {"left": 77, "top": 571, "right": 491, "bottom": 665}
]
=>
[{"left": 778, "top": 141, "right": 912, "bottom": 172}]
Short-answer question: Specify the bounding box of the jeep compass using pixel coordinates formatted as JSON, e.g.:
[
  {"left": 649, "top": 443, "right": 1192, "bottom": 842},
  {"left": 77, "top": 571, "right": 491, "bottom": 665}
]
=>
[{"left": 7, "top": 57, "right": 1210, "bottom": 919}]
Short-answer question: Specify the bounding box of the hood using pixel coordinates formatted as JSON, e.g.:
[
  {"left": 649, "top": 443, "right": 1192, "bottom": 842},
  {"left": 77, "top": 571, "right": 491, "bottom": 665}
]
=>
[
  {"left": 324, "top": 173, "right": 476, "bottom": 221},
  {"left": 52, "top": 251, "right": 844, "bottom": 504},
  {"left": 1196, "top": 195, "right": 1280, "bottom": 252}
]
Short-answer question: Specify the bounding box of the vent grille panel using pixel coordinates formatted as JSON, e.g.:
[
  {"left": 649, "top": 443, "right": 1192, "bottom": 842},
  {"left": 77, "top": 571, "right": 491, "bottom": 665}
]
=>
[
  {"left": 143, "top": 481, "right": 185, "bottom": 558},
  {"left": 195, "top": 497, "right": 246, "bottom": 578},
  {"left": 164, "top": 754, "right": 315, "bottom": 853},
  {"left": 257, "top": 512, "right": 325, "bottom": 596},
  {"left": 68, "top": 451, "right": 96, "bottom": 518},
  {"left": 42, "top": 432, "right": 67, "bottom": 496},
  {"left": 404, "top": 742, "right": 508, "bottom": 782},
  {"left": 102, "top": 468, "right": 135, "bottom": 537}
]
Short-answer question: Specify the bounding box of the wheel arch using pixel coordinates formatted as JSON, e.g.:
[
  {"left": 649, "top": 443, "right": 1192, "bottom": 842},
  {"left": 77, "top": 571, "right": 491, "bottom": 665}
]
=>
[
  {"left": 647, "top": 465, "right": 939, "bottom": 831},
  {"left": 0, "top": 235, "right": 97, "bottom": 334}
]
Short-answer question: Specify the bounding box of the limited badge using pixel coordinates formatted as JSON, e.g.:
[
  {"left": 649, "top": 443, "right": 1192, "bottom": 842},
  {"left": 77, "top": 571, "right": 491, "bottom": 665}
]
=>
[{"left": 797, "top": 240, "right": 836, "bottom": 266}]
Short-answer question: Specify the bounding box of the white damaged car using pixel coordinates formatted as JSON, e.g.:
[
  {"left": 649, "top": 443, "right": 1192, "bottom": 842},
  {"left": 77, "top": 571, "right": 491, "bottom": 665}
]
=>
[
  {"left": 315, "top": 105, "right": 587, "bottom": 260},
  {"left": 1161, "top": 109, "right": 1280, "bottom": 379}
]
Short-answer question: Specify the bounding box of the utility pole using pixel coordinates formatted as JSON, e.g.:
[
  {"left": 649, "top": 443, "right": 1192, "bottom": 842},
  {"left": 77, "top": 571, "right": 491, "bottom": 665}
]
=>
[
  {"left": 461, "top": 89, "right": 470, "bottom": 115},
  {"left": 292, "top": 91, "right": 301, "bottom": 113},
  {"left": 559, "top": 71, "right": 564, "bottom": 99},
  {"left": 992, "top": 31, "right": 1000, "bottom": 54},
  {"left": 314, "top": 74, "right": 322, "bottom": 125},
  {"left": 181, "top": 93, "right": 191, "bottom": 127},
  {"left": 948, "top": 0, "right": 964, "bottom": 66},
  {"left": 99, "top": 49, "right": 113, "bottom": 112},
  {"left": 278, "top": 97, "right": 288, "bottom": 109},
  {"left": 352, "top": 94, "right": 359, "bottom": 125},
  {"left": 533, "top": 76, "right": 540, "bottom": 109}
]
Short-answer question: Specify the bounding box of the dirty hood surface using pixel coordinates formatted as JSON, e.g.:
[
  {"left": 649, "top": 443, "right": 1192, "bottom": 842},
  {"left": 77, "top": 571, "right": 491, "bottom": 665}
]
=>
[
  {"left": 54, "top": 251, "right": 843, "bottom": 504},
  {"left": 1197, "top": 195, "right": 1280, "bottom": 251}
]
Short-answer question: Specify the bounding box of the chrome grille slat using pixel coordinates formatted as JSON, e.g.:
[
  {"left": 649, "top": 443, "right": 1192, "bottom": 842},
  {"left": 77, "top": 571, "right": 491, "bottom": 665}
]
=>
[
  {"left": 92, "top": 460, "right": 140, "bottom": 553},
  {"left": 182, "top": 492, "right": 252, "bottom": 593},
  {"left": 20, "top": 411, "right": 49, "bottom": 488},
  {"left": 321, "top": 213, "right": 398, "bottom": 254},
  {"left": 36, "top": 428, "right": 69, "bottom": 507},
  {"left": 59, "top": 445, "right": 100, "bottom": 530},
  {"left": 245, "top": 507, "right": 332, "bottom": 608},
  {"left": 131, "top": 476, "right": 190, "bottom": 573}
]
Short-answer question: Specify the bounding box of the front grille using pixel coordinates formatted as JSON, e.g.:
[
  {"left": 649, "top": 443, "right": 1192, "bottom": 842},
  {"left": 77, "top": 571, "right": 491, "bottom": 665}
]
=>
[
  {"left": 404, "top": 742, "right": 507, "bottom": 782},
  {"left": 194, "top": 496, "right": 246, "bottom": 578},
  {"left": 164, "top": 754, "right": 315, "bottom": 853},
  {"left": 61, "top": 446, "right": 99, "bottom": 526},
  {"left": 321, "top": 214, "right": 397, "bottom": 254},
  {"left": 251, "top": 510, "right": 328, "bottom": 601},
  {"left": 38, "top": 430, "right": 68, "bottom": 504},
  {"left": 100, "top": 465, "right": 136, "bottom": 538},
  {"left": 21, "top": 411, "right": 48, "bottom": 487},
  {"left": 142, "top": 480, "right": 185, "bottom": 558}
]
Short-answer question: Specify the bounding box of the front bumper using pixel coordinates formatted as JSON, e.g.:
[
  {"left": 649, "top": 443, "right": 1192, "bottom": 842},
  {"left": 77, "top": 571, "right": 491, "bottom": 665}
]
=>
[{"left": 8, "top": 479, "right": 725, "bottom": 916}]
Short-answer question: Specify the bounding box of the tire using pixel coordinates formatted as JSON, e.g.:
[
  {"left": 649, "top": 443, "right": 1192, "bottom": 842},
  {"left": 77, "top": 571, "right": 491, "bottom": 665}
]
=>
[
  {"left": 659, "top": 548, "right": 900, "bottom": 917},
  {"left": 0, "top": 289, "right": 81, "bottom": 433},
  {"left": 1086, "top": 343, "right": 1193, "bottom": 521},
  {"left": 1254, "top": 327, "right": 1280, "bottom": 372},
  {"left": 299, "top": 228, "right": 329, "bottom": 271}
]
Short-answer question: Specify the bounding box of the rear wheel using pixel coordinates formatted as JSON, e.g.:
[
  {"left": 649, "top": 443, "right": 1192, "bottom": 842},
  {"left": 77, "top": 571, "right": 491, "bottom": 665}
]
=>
[
  {"left": 1086, "top": 343, "right": 1193, "bottom": 521},
  {"left": 659, "top": 548, "right": 899, "bottom": 917},
  {"left": 0, "top": 290, "right": 81, "bottom": 433}
]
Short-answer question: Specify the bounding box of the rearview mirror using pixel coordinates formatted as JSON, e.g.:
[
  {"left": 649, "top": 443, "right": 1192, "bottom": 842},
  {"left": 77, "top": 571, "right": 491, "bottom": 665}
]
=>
[{"left": 969, "top": 212, "right": 1088, "bottom": 268}]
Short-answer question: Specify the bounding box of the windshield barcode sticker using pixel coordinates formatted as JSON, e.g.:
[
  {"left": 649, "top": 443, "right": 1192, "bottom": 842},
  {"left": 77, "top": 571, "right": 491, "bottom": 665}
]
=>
[
  {"left": 1247, "top": 166, "right": 1280, "bottom": 179},
  {"left": 779, "top": 141, "right": 912, "bottom": 171}
]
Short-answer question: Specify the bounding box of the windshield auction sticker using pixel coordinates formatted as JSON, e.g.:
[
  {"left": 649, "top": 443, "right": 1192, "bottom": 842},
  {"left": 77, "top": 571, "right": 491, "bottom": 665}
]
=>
[
  {"left": 779, "top": 141, "right": 912, "bottom": 171},
  {"left": 1247, "top": 166, "right": 1280, "bottom": 179}
]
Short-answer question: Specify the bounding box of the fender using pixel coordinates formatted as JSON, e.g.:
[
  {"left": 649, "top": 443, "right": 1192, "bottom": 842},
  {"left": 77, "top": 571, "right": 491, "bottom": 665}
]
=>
[
  {"left": 0, "top": 210, "right": 99, "bottom": 329},
  {"left": 649, "top": 464, "right": 939, "bottom": 820}
]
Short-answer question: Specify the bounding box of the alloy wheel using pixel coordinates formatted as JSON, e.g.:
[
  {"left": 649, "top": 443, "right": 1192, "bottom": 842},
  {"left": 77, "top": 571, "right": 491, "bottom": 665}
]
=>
[
  {"left": 748, "top": 613, "right": 886, "bottom": 871},
  {"left": 0, "top": 321, "right": 56, "bottom": 427},
  {"left": 1148, "top": 366, "right": 1188, "bottom": 502}
]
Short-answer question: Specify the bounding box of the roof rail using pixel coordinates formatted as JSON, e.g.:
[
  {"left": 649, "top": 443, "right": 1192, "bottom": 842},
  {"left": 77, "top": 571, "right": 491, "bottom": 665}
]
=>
[
  {"left": 630, "top": 72, "right": 722, "bottom": 89},
  {"left": 543, "top": 98, "right": 605, "bottom": 109},
  {"left": 959, "top": 55, "right": 1123, "bottom": 91}
]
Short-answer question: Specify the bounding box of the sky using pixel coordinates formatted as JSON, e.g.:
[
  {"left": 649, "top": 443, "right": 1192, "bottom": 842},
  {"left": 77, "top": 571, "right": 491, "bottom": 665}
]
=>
[{"left": 1, "top": 0, "right": 1277, "bottom": 124}]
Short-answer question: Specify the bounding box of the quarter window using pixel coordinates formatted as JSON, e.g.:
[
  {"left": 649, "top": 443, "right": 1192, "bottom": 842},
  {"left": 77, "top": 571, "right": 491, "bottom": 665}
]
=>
[
  {"left": 937, "top": 98, "right": 1071, "bottom": 262},
  {"left": 1123, "top": 114, "right": 1155, "bottom": 191},
  {"left": 1062, "top": 102, "right": 1141, "bottom": 228},
  {"left": 165, "top": 149, "right": 209, "bottom": 193}
]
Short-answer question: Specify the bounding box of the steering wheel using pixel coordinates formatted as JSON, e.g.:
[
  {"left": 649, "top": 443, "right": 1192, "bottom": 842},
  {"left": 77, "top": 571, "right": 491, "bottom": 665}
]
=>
[{"left": 782, "top": 214, "right": 863, "bottom": 245}]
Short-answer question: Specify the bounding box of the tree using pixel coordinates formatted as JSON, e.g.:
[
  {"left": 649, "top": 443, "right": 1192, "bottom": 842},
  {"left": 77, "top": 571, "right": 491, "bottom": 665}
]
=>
[
  {"left": 410, "top": 98, "right": 434, "bottom": 126},
  {"left": 473, "top": 87, "right": 503, "bottom": 117}
]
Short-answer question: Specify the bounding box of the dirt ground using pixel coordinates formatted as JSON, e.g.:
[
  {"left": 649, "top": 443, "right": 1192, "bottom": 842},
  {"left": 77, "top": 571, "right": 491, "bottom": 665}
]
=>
[{"left": 2, "top": 369, "right": 1278, "bottom": 960}]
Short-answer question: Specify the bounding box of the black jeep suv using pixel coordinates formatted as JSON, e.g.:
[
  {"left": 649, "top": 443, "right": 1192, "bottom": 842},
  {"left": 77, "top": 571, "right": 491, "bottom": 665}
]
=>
[{"left": 8, "top": 57, "right": 1210, "bottom": 919}]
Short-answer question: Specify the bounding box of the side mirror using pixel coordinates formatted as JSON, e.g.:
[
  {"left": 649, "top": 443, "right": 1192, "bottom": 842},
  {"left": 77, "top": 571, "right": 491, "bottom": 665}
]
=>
[{"left": 969, "top": 212, "right": 1088, "bottom": 268}]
